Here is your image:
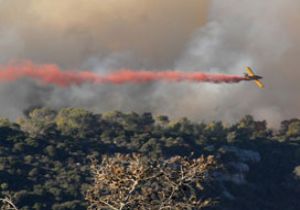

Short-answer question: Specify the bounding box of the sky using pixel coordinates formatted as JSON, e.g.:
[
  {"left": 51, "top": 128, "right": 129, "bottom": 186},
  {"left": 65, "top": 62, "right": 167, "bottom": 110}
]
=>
[{"left": 0, "top": 0, "right": 299, "bottom": 126}]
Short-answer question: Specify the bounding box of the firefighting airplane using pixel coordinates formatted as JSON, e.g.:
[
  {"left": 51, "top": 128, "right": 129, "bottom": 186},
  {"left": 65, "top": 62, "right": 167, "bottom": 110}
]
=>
[{"left": 244, "top": 67, "right": 264, "bottom": 88}]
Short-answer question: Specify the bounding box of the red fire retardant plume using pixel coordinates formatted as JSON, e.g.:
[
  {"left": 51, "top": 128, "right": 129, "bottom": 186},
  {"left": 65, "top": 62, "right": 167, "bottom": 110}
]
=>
[{"left": 0, "top": 61, "right": 246, "bottom": 87}]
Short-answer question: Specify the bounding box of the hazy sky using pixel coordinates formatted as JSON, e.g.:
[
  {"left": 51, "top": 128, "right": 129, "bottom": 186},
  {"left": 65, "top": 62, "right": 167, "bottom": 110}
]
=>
[
  {"left": 0, "top": 0, "right": 208, "bottom": 68},
  {"left": 0, "top": 0, "right": 299, "bottom": 126}
]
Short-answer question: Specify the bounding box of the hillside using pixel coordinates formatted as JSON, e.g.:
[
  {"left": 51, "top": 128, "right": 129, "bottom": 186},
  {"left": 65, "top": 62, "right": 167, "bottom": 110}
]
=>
[{"left": 0, "top": 108, "right": 299, "bottom": 210}]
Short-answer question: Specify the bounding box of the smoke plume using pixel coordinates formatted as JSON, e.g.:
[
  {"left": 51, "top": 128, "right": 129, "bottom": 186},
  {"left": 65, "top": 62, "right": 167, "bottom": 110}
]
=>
[{"left": 175, "top": 0, "right": 300, "bottom": 126}]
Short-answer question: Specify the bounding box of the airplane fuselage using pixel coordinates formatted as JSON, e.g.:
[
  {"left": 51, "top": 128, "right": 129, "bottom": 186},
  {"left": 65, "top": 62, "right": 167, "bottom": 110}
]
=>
[{"left": 244, "top": 74, "right": 263, "bottom": 81}]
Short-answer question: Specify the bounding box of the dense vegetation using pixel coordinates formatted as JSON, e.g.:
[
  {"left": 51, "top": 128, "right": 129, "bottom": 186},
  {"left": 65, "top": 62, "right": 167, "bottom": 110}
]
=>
[{"left": 0, "top": 108, "right": 299, "bottom": 210}]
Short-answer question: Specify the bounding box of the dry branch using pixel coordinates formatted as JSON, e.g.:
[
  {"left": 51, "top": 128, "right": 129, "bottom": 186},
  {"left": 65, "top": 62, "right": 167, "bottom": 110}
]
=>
[{"left": 86, "top": 154, "right": 218, "bottom": 210}]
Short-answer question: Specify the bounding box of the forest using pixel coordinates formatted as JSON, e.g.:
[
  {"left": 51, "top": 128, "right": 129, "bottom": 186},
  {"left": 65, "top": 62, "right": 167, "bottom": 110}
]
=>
[{"left": 0, "top": 108, "right": 299, "bottom": 210}]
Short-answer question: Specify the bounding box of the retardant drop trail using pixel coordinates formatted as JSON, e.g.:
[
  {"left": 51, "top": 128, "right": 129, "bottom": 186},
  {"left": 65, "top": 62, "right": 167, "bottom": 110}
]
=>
[{"left": 0, "top": 61, "right": 246, "bottom": 87}]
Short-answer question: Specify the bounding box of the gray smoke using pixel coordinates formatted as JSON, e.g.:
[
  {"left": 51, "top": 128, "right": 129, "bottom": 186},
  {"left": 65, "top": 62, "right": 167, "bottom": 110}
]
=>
[
  {"left": 0, "top": 0, "right": 299, "bottom": 127},
  {"left": 175, "top": 0, "right": 300, "bottom": 126},
  {"left": 0, "top": 0, "right": 208, "bottom": 119}
]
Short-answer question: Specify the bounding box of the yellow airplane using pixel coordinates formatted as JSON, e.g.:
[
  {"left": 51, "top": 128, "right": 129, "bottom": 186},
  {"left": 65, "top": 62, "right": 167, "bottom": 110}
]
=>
[{"left": 244, "top": 67, "right": 264, "bottom": 88}]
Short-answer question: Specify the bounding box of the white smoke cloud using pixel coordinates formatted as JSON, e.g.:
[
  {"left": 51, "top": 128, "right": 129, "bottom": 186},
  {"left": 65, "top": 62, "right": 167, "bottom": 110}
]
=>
[{"left": 174, "top": 0, "right": 300, "bottom": 126}]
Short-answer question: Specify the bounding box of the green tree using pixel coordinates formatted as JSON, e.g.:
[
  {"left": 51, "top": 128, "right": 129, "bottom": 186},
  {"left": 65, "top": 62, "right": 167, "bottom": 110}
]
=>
[
  {"left": 18, "top": 108, "right": 57, "bottom": 137},
  {"left": 287, "top": 121, "right": 300, "bottom": 138},
  {"left": 55, "top": 108, "right": 101, "bottom": 138},
  {"left": 204, "top": 121, "right": 226, "bottom": 141}
]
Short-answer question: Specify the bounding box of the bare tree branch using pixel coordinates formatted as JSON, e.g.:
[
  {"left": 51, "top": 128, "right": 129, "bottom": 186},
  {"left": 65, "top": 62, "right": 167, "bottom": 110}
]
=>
[
  {"left": 0, "top": 196, "right": 18, "bottom": 210},
  {"left": 86, "top": 154, "right": 219, "bottom": 210}
]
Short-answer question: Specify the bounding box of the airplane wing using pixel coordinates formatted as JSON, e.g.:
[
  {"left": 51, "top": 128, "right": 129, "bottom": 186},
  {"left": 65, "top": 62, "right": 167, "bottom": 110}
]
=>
[
  {"left": 246, "top": 67, "right": 255, "bottom": 76},
  {"left": 255, "top": 79, "right": 264, "bottom": 88}
]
